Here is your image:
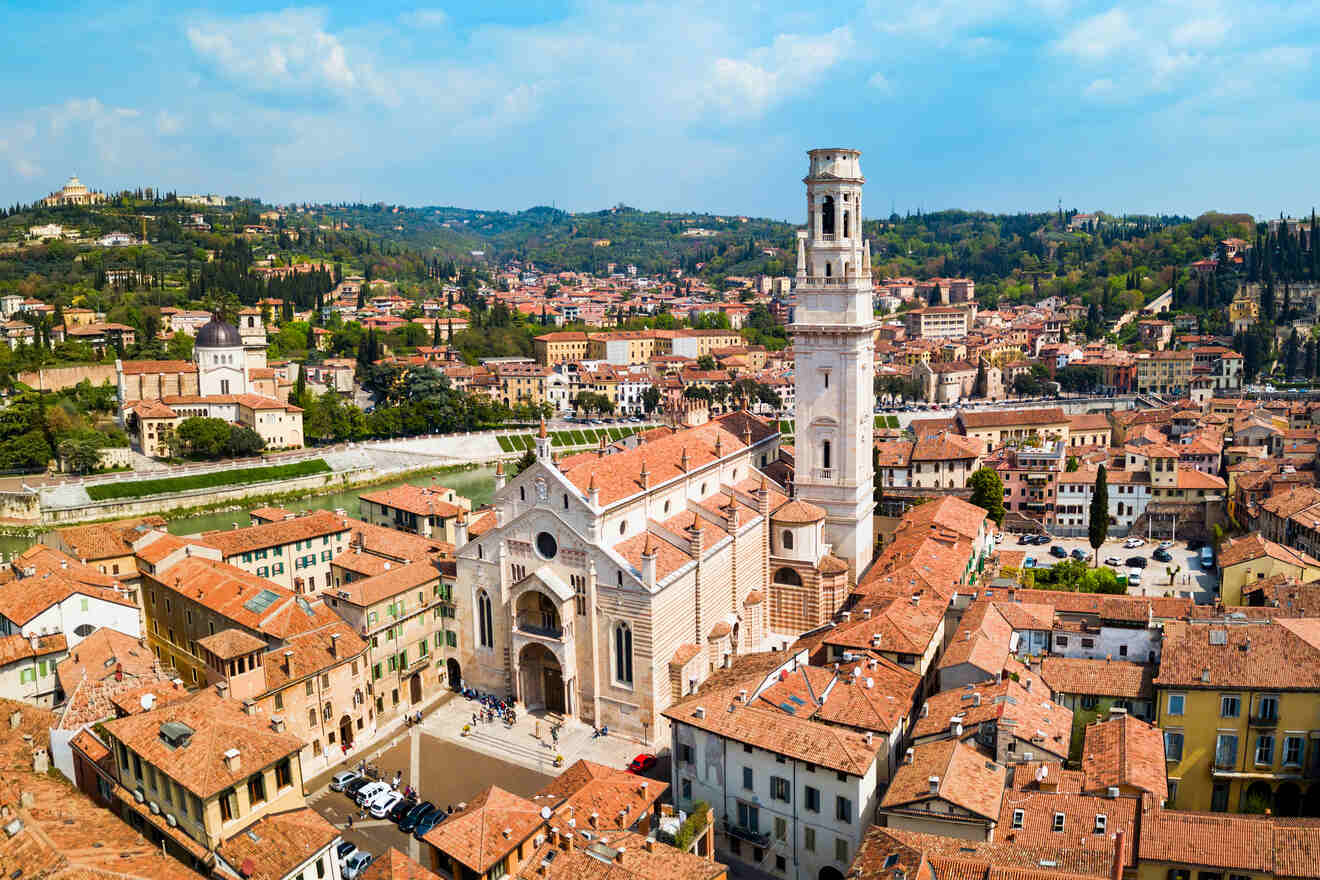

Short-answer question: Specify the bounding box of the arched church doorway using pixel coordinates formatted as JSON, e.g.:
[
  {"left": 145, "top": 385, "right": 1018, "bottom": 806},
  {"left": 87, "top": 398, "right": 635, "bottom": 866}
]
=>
[
  {"left": 409, "top": 672, "right": 422, "bottom": 704},
  {"left": 338, "top": 715, "right": 354, "bottom": 749},
  {"left": 447, "top": 658, "right": 462, "bottom": 691},
  {"left": 519, "top": 643, "right": 565, "bottom": 715}
]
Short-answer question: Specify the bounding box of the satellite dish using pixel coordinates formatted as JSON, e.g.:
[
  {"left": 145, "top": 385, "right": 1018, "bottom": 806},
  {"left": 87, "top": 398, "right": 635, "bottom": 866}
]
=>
[
  {"left": 140, "top": 693, "right": 155, "bottom": 711},
  {"left": 540, "top": 806, "right": 552, "bottom": 820}
]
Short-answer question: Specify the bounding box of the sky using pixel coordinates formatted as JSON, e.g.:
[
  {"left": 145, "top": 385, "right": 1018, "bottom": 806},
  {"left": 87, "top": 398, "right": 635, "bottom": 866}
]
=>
[{"left": 3, "top": 1, "right": 1320, "bottom": 220}]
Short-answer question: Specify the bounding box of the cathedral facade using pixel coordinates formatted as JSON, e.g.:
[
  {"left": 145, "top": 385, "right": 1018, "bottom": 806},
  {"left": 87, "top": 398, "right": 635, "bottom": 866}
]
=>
[{"left": 450, "top": 149, "right": 875, "bottom": 738}]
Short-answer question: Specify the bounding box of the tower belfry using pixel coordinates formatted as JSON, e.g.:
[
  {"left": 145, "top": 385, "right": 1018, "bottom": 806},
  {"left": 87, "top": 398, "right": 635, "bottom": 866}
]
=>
[{"left": 790, "top": 149, "right": 877, "bottom": 581}]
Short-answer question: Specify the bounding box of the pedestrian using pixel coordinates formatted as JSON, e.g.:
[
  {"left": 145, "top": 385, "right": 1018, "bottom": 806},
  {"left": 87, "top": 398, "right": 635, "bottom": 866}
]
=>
[{"left": 347, "top": 814, "right": 354, "bottom": 830}]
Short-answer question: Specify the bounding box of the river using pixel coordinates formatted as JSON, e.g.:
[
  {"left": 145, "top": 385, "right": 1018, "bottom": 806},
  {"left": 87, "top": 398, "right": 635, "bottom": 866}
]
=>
[{"left": 0, "top": 464, "right": 498, "bottom": 558}]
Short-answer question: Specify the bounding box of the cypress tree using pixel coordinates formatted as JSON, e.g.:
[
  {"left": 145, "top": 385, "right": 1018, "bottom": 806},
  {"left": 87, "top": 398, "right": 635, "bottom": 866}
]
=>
[{"left": 1088, "top": 464, "right": 1109, "bottom": 565}]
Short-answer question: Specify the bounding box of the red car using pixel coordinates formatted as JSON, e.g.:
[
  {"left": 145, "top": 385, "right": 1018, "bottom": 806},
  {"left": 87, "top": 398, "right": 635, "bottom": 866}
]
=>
[{"left": 627, "top": 754, "right": 657, "bottom": 774}]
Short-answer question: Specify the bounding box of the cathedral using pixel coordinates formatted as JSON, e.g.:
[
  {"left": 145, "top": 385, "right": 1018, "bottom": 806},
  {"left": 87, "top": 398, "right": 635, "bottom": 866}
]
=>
[{"left": 451, "top": 148, "right": 876, "bottom": 739}]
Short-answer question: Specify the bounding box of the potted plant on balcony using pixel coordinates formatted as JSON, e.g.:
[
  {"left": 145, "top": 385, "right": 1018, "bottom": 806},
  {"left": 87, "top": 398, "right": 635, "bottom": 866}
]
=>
[{"left": 462, "top": 723, "right": 472, "bottom": 737}]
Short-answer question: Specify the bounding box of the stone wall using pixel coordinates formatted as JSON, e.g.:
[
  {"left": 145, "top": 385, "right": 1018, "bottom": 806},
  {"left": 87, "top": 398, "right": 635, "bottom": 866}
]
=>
[{"left": 16, "top": 363, "right": 117, "bottom": 391}]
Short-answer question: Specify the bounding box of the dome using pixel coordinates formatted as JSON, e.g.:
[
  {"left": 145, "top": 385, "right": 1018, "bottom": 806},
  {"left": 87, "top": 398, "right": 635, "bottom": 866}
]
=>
[
  {"left": 196, "top": 316, "right": 241, "bottom": 348},
  {"left": 772, "top": 499, "right": 827, "bottom": 524}
]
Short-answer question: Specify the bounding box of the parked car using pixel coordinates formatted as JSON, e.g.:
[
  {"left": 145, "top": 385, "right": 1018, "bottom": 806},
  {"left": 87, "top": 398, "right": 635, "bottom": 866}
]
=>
[
  {"left": 627, "top": 754, "right": 657, "bottom": 774},
  {"left": 330, "top": 770, "right": 360, "bottom": 792},
  {"left": 1123, "top": 538, "right": 1144, "bottom": 549},
  {"left": 1023, "top": 557, "right": 1037, "bottom": 569},
  {"left": 1071, "top": 548, "right": 1090, "bottom": 561},
  {"left": 1153, "top": 548, "right": 1173, "bottom": 563},
  {"left": 1034, "top": 534, "right": 1052, "bottom": 545},
  {"left": 414, "top": 808, "right": 447, "bottom": 840},
  {"left": 368, "top": 790, "right": 404, "bottom": 819},
  {"left": 335, "top": 841, "right": 357, "bottom": 861},
  {"left": 1018, "top": 534, "right": 1033, "bottom": 545},
  {"left": 343, "top": 851, "right": 375, "bottom": 880},
  {"left": 1126, "top": 556, "right": 1148, "bottom": 568},
  {"left": 343, "top": 777, "right": 372, "bottom": 800},
  {"left": 1104, "top": 555, "right": 1122, "bottom": 566},
  {"left": 1049, "top": 545, "right": 1068, "bottom": 558},
  {"left": 354, "top": 781, "right": 391, "bottom": 807},
  {"left": 1158, "top": 541, "right": 1174, "bottom": 550},
  {"left": 1186, "top": 539, "right": 1204, "bottom": 551},
  {"left": 388, "top": 796, "right": 418, "bottom": 823},
  {"left": 400, "top": 801, "right": 438, "bottom": 834},
  {"left": 1127, "top": 569, "right": 1143, "bottom": 585}
]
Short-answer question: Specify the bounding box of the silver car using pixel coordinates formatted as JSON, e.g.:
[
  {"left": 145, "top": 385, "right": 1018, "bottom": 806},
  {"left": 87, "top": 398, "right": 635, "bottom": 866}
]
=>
[{"left": 343, "top": 850, "right": 374, "bottom": 880}]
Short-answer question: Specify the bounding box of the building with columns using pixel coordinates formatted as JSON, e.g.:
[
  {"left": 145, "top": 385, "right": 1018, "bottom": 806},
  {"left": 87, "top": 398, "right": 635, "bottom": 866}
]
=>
[
  {"left": 449, "top": 413, "right": 850, "bottom": 741},
  {"left": 791, "top": 148, "right": 877, "bottom": 579}
]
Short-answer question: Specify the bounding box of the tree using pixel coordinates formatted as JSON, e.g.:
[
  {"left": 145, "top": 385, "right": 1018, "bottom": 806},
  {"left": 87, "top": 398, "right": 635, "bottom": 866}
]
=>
[
  {"left": 1088, "top": 464, "right": 1109, "bottom": 565},
  {"left": 696, "top": 354, "right": 718, "bottom": 371},
  {"left": 57, "top": 436, "right": 102, "bottom": 474},
  {"left": 972, "top": 359, "right": 987, "bottom": 398},
  {"left": 227, "top": 425, "right": 265, "bottom": 457},
  {"left": 176, "top": 416, "right": 232, "bottom": 459},
  {"left": 514, "top": 447, "right": 537, "bottom": 473},
  {"left": 641, "top": 385, "right": 662, "bottom": 414},
  {"left": 967, "top": 467, "right": 1005, "bottom": 526}
]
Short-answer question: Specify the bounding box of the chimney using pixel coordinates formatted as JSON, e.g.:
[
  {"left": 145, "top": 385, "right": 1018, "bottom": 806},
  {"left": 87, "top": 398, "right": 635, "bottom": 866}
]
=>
[
  {"left": 641, "top": 535, "right": 657, "bottom": 589},
  {"left": 587, "top": 474, "right": 600, "bottom": 508},
  {"left": 1023, "top": 678, "right": 1032, "bottom": 692},
  {"left": 928, "top": 775, "right": 940, "bottom": 794},
  {"left": 494, "top": 460, "right": 507, "bottom": 492},
  {"left": 27, "top": 632, "right": 38, "bottom": 652},
  {"left": 863, "top": 731, "right": 873, "bottom": 745},
  {"left": 8, "top": 710, "right": 20, "bottom": 730},
  {"left": 863, "top": 608, "right": 873, "bottom": 619},
  {"left": 754, "top": 475, "right": 770, "bottom": 517},
  {"left": 330, "top": 633, "right": 341, "bottom": 658},
  {"left": 614, "top": 847, "right": 625, "bottom": 864},
  {"left": 739, "top": 688, "right": 749, "bottom": 703},
  {"left": 679, "top": 446, "right": 690, "bottom": 472},
  {"left": 216, "top": 681, "right": 229, "bottom": 698},
  {"left": 114, "top": 662, "right": 123, "bottom": 682},
  {"left": 1111, "top": 829, "right": 1126, "bottom": 880},
  {"left": 284, "top": 650, "right": 295, "bottom": 674},
  {"left": 686, "top": 515, "right": 704, "bottom": 558},
  {"left": 714, "top": 435, "right": 723, "bottom": 457},
  {"left": 904, "top": 747, "right": 914, "bottom": 764},
  {"left": 1108, "top": 706, "right": 1128, "bottom": 721},
  {"left": 643, "top": 838, "right": 654, "bottom": 853},
  {"left": 243, "top": 699, "right": 257, "bottom": 716},
  {"left": 972, "top": 693, "right": 981, "bottom": 707},
  {"left": 223, "top": 748, "right": 241, "bottom": 773},
  {"left": 951, "top": 718, "right": 963, "bottom": 737},
  {"left": 640, "top": 461, "right": 650, "bottom": 490},
  {"left": 589, "top": 812, "right": 599, "bottom": 828},
  {"left": 694, "top": 706, "right": 706, "bottom": 719},
  {"left": 271, "top": 716, "right": 286, "bottom": 733},
  {"left": 454, "top": 510, "right": 468, "bottom": 548}
]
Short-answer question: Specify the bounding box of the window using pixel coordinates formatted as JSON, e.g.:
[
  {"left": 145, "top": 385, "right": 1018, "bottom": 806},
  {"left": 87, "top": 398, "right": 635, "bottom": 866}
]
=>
[
  {"left": 571, "top": 574, "right": 587, "bottom": 615},
  {"left": 1011, "top": 809, "right": 1024, "bottom": 829},
  {"left": 1165, "top": 730, "right": 1184, "bottom": 761},
  {"left": 821, "top": 440, "right": 831, "bottom": 470},
  {"left": 306, "top": 681, "right": 314, "bottom": 696},
  {"left": 805, "top": 786, "right": 820, "bottom": 813},
  {"left": 1211, "top": 782, "right": 1230, "bottom": 812},
  {"left": 1215, "top": 733, "right": 1239, "bottom": 768},
  {"left": 1221, "top": 695, "right": 1241, "bottom": 718},
  {"left": 736, "top": 802, "right": 759, "bottom": 832},
  {"left": 776, "top": 854, "right": 787, "bottom": 871},
  {"left": 770, "top": 776, "right": 790, "bottom": 802},
  {"left": 782, "top": 529, "right": 794, "bottom": 550},
  {"left": 774, "top": 817, "right": 787, "bottom": 841},
  {"left": 275, "top": 759, "right": 292, "bottom": 789},
  {"left": 835, "top": 796, "right": 852, "bottom": 824},
  {"left": 678, "top": 743, "right": 694, "bottom": 764},
  {"left": 274, "top": 692, "right": 284, "bottom": 711},
  {"left": 308, "top": 708, "right": 317, "bottom": 728},
  {"left": 1256, "top": 734, "right": 1275, "bottom": 766},
  {"left": 834, "top": 838, "right": 848, "bottom": 863},
  {"left": 1257, "top": 694, "right": 1279, "bottom": 722},
  {"left": 477, "top": 590, "right": 494, "bottom": 648},
  {"left": 681, "top": 778, "right": 692, "bottom": 800},
  {"left": 1284, "top": 735, "right": 1305, "bottom": 767},
  {"left": 1167, "top": 693, "right": 1185, "bottom": 716},
  {"left": 316, "top": 858, "right": 326, "bottom": 879},
  {"left": 614, "top": 622, "right": 633, "bottom": 686},
  {"left": 1052, "top": 812, "right": 1065, "bottom": 832},
  {"left": 1094, "top": 814, "right": 1107, "bottom": 833},
  {"left": 804, "top": 827, "right": 816, "bottom": 851},
  {"left": 219, "top": 788, "right": 237, "bottom": 822},
  {"left": 743, "top": 766, "right": 753, "bottom": 790}
]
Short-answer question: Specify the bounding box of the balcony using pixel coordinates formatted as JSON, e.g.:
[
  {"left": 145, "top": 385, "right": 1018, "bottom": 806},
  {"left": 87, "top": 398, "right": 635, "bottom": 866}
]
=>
[
  {"left": 812, "top": 468, "right": 835, "bottom": 481},
  {"left": 515, "top": 617, "right": 563, "bottom": 640},
  {"left": 1249, "top": 712, "right": 1279, "bottom": 728},
  {"left": 723, "top": 819, "right": 770, "bottom": 848}
]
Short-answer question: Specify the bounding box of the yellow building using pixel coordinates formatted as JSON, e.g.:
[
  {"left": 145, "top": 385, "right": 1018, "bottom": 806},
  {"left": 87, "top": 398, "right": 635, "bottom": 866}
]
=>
[
  {"left": 1136, "top": 350, "right": 1195, "bottom": 396},
  {"left": 533, "top": 331, "right": 589, "bottom": 366},
  {"left": 1154, "top": 619, "right": 1320, "bottom": 814},
  {"left": 1216, "top": 534, "right": 1320, "bottom": 606},
  {"left": 1138, "top": 809, "right": 1320, "bottom": 880},
  {"left": 586, "top": 331, "right": 661, "bottom": 365},
  {"left": 494, "top": 362, "right": 549, "bottom": 406}
]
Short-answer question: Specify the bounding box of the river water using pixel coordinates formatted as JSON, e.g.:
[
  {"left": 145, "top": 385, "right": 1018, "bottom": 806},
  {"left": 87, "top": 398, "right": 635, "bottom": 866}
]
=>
[{"left": 0, "top": 464, "right": 498, "bottom": 558}]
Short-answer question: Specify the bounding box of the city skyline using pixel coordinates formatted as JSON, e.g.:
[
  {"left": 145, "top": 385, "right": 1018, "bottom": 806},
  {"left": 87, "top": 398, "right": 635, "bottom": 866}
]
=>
[{"left": 3, "top": 1, "right": 1320, "bottom": 219}]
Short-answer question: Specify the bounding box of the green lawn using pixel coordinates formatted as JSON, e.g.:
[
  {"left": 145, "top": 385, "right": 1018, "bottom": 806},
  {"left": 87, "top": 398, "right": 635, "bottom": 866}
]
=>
[
  {"left": 570, "top": 430, "right": 587, "bottom": 445},
  {"left": 496, "top": 435, "right": 516, "bottom": 452},
  {"left": 86, "top": 459, "right": 333, "bottom": 501},
  {"left": 886, "top": 415, "right": 900, "bottom": 428},
  {"left": 608, "top": 427, "right": 624, "bottom": 440}
]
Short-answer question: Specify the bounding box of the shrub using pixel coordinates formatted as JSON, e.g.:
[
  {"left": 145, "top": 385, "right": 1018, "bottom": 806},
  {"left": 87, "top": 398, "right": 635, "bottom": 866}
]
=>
[
  {"left": 496, "top": 435, "right": 515, "bottom": 452},
  {"left": 86, "top": 459, "right": 331, "bottom": 500}
]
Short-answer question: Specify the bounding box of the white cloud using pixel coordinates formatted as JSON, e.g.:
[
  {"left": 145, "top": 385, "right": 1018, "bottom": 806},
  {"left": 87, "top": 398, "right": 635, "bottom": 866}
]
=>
[
  {"left": 1170, "top": 14, "right": 1229, "bottom": 49},
  {"left": 186, "top": 8, "right": 381, "bottom": 98},
  {"left": 156, "top": 109, "right": 183, "bottom": 135},
  {"left": 705, "top": 27, "right": 855, "bottom": 118},
  {"left": 868, "top": 71, "right": 893, "bottom": 94},
  {"left": 1055, "top": 8, "right": 1135, "bottom": 61}
]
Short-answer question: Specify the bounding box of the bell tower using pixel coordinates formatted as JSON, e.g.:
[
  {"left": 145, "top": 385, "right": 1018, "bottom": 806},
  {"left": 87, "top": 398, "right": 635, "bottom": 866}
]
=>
[{"left": 791, "top": 148, "right": 876, "bottom": 581}]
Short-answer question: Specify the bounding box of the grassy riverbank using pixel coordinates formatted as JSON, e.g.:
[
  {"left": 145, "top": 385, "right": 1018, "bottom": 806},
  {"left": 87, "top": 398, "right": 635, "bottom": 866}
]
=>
[{"left": 85, "top": 459, "right": 333, "bottom": 501}]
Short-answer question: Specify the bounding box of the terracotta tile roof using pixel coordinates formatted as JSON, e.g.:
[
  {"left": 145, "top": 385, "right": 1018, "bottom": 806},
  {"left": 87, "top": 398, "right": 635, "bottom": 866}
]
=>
[
  {"left": 881, "top": 739, "right": 1006, "bottom": 820},
  {"left": 959, "top": 408, "right": 1068, "bottom": 429},
  {"left": 534, "top": 759, "right": 667, "bottom": 831},
  {"left": 201, "top": 510, "right": 351, "bottom": 557},
  {"left": 362, "top": 848, "right": 445, "bottom": 880},
  {"left": 0, "top": 548, "right": 135, "bottom": 624},
  {"left": 665, "top": 681, "right": 882, "bottom": 775},
  {"left": 996, "top": 789, "right": 1137, "bottom": 868},
  {"left": 119, "top": 359, "right": 196, "bottom": 374},
  {"left": 1156, "top": 619, "right": 1320, "bottom": 689},
  {"left": 359, "top": 484, "right": 466, "bottom": 518},
  {"left": 1138, "top": 811, "right": 1320, "bottom": 875},
  {"left": 874, "top": 439, "right": 914, "bottom": 468},
  {"left": 422, "top": 785, "right": 545, "bottom": 874},
  {"left": 516, "top": 829, "right": 725, "bottom": 880},
  {"left": 912, "top": 431, "right": 985, "bottom": 461},
  {"left": 1067, "top": 413, "right": 1112, "bottom": 432},
  {"left": 215, "top": 808, "right": 341, "bottom": 880},
  {"left": 1039, "top": 658, "right": 1154, "bottom": 699},
  {"left": 848, "top": 827, "right": 936, "bottom": 880},
  {"left": 102, "top": 689, "right": 303, "bottom": 799},
  {"left": 1174, "top": 468, "right": 1226, "bottom": 490},
  {"left": 334, "top": 560, "right": 439, "bottom": 607},
  {"left": 1079, "top": 714, "right": 1167, "bottom": 801},
  {"left": 261, "top": 621, "right": 367, "bottom": 691},
  {"left": 57, "top": 667, "right": 184, "bottom": 731},
  {"left": 148, "top": 557, "right": 340, "bottom": 640},
  {"left": 197, "top": 628, "right": 267, "bottom": 659},
  {"left": 826, "top": 592, "right": 946, "bottom": 657},
  {"left": 911, "top": 679, "right": 1070, "bottom": 757},
  {"left": 1241, "top": 574, "right": 1320, "bottom": 616},
  {"left": 0, "top": 632, "right": 64, "bottom": 668},
  {"left": 814, "top": 654, "right": 923, "bottom": 732},
  {"left": 856, "top": 826, "right": 1114, "bottom": 880},
  {"left": 612, "top": 532, "right": 691, "bottom": 581},
  {"left": 342, "top": 517, "right": 452, "bottom": 561},
  {"left": 1218, "top": 533, "right": 1320, "bottom": 569},
  {"left": 771, "top": 499, "right": 826, "bottom": 523},
  {"left": 333, "top": 548, "right": 394, "bottom": 578}
]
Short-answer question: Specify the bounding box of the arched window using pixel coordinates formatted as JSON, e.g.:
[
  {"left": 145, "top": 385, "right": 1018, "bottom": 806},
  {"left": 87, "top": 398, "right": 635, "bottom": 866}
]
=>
[
  {"left": 843, "top": 210, "right": 850, "bottom": 238},
  {"left": 520, "top": 486, "right": 525, "bottom": 501},
  {"left": 477, "top": 590, "right": 494, "bottom": 648},
  {"left": 822, "top": 195, "right": 835, "bottom": 236},
  {"left": 773, "top": 567, "right": 803, "bottom": 586},
  {"left": 782, "top": 529, "right": 794, "bottom": 550},
  {"left": 822, "top": 440, "right": 832, "bottom": 470},
  {"left": 614, "top": 622, "right": 634, "bottom": 686},
  {"left": 825, "top": 262, "right": 832, "bottom": 278},
  {"left": 619, "top": 521, "right": 627, "bottom": 536}
]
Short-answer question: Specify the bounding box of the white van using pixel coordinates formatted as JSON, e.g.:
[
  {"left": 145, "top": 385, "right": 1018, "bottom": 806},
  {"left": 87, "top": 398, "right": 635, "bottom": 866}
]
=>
[{"left": 1201, "top": 546, "right": 1214, "bottom": 568}]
